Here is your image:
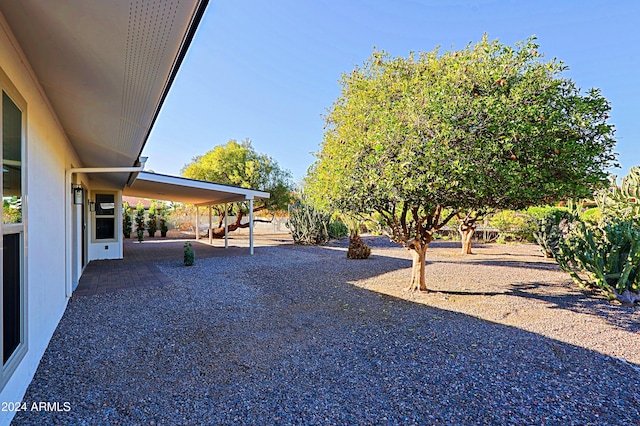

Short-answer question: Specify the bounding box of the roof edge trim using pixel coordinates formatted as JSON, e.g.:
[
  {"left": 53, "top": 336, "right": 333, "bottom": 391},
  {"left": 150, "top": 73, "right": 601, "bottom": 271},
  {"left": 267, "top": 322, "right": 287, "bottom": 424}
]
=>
[{"left": 132, "top": 0, "right": 209, "bottom": 168}]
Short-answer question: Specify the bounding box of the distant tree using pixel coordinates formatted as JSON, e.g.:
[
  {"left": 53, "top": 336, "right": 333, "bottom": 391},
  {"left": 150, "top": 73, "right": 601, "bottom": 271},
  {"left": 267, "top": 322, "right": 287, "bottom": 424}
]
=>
[
  {"left": 182, "top": 139, "right": 294, "bottom": 237},
  {"left": 307, "top": 35, "right": 617, "bottom": 291}
]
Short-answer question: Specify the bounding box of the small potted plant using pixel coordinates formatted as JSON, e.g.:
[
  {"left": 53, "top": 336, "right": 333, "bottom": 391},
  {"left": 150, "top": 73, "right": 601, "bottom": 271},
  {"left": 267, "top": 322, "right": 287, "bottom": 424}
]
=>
[{"left": 184, "top": 242, "right": 195, "bottom": 266}]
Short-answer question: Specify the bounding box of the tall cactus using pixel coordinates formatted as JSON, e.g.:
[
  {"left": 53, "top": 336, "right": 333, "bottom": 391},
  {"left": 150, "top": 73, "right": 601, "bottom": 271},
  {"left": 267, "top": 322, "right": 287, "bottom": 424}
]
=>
[
  {"left": 595, "top": 166, "right": 640, "bottom": 221},
  {"left": 532, "top": 209, "right": 574, "bottom": 258}
]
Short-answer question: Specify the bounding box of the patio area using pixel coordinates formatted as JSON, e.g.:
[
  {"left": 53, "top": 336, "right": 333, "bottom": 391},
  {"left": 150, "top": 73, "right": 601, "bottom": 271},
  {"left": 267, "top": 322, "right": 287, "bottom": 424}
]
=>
[{"left": 74, "top": 232, "right": 291, "bottom": 296}]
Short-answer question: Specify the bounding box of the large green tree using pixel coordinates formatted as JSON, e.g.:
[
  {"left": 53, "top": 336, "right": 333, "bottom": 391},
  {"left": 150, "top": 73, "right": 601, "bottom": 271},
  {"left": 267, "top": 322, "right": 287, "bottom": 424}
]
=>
[
  {"left": 182, "top": 139, "right": 293, "bottom": 237},
  {"left": 307, "top": 35, "right": 617, "bottom": 291}
]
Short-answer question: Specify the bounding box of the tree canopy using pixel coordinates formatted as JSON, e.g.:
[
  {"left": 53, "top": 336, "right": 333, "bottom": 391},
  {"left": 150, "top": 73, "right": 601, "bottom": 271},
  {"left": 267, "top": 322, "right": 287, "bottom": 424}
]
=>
[
  {"left": 182, "top": 139, "right": 293, "bottom": 213},
  {"left": 306, "top": 35, "right": 618, "bottom": 291}
]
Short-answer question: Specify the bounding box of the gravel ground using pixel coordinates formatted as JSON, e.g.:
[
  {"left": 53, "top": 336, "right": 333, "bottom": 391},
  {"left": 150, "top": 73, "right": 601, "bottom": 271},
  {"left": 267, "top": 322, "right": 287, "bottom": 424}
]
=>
[{"left": 13, "top": 237, "right": 640, "bottom": 425}]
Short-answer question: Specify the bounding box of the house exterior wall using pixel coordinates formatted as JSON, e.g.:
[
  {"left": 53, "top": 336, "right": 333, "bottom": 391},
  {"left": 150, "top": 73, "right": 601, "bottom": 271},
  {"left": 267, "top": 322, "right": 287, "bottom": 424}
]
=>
[{"left": 0, "top": 12, "right": 83, "bottom": 425}]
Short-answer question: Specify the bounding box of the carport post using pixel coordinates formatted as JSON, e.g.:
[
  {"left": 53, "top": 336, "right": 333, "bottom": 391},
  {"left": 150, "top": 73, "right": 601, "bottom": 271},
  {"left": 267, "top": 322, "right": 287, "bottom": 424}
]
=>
[
  {"left": 224, "top": 203, "right": 228, "bottom": 249},
  {"left": 195, "top": 206, "right": 200, "bottom": 240},
  {"left": 208, "top": 205, "right": 213, "bottom": 245},
  {"left": 249, "top": 198, "right": 254, "bottom": 255}
]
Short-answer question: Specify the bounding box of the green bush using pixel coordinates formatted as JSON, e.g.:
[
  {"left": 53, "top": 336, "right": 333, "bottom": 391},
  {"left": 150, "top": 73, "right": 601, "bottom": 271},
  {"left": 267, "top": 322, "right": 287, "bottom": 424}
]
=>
[
  {"left": 328, "top": 220, "right": 349, "bottom": 239},
  {"left": 286, "top": 199, "right": 331, "bottom": 245},
  {"left": 580, "top": 207, "right": 602, "bottom": 224},
  {"left": 183, "top": 242, "right": 195, "bottom": 266},
  {"left": 488, "top": 210, "right": 528, "bottom": 242}
]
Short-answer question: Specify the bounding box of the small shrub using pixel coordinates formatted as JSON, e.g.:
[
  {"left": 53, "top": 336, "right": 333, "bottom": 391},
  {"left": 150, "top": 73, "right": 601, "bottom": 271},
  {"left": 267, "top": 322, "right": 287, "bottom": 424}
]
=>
[
  {"left": 347, "top": 234, "right": 371, "bottom": 259},
  {"left": 489, "top": 210, "right": 527, "bottom": 242},
  {"left": 328, "top": 220, "right": 349, "bottom": 239},
  {"left": 183, "top": 242, "right": 195, "bottom": 266}
]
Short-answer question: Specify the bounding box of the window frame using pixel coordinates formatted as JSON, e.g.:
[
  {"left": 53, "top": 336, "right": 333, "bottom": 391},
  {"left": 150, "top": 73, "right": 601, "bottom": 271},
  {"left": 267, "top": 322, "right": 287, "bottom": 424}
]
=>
[
  {"left": 93, "top": 192, "right": 118, "bottom": 242},
  {"left": 0, "top": 67, "right": 28, "bottom": 391}
]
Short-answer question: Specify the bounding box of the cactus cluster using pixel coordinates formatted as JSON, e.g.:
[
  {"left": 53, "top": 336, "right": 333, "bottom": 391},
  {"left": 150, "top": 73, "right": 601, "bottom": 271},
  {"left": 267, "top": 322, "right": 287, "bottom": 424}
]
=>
[
  {"left": 532, "top": 209, "right": 573, "bottom": 258},
  {"left": 556, "top": 218, "right": 640, "bottom": 305},
  {"left": 595, "top": 166, "right": 640, "bottom": 221},
  {"left": 286, "top": 199, "right": 331, "bottom": 245}
]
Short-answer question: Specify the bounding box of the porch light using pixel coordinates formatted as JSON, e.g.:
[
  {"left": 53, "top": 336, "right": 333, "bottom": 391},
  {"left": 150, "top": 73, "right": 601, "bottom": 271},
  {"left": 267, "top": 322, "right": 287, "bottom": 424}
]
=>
[
  {"left": 88, "top": 200, "right": 96, "bottom": 212},
  {"left": 72, "top": 185, "right": 83, "bottom": 205}
]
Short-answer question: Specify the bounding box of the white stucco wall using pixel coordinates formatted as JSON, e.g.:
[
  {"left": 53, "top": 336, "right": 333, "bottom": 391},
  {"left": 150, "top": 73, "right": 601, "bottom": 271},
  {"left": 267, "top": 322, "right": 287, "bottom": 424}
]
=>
[{"left": 0, "top": 12, "right": 83, "bottom": 425}]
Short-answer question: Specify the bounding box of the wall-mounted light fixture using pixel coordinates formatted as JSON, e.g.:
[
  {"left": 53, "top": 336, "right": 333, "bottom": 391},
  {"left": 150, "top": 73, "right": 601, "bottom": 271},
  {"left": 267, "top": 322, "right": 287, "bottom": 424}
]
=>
[
  {"left": 72, "top": 184, "right": 84, "bottom": 205},
  {"left": 88, "top": 200, "right": 96, "bottom": 212}
]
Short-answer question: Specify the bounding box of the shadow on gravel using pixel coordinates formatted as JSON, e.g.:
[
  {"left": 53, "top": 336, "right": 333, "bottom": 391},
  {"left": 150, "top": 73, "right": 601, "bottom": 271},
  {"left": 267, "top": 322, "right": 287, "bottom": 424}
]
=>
[
  {"left": 424, "top": 281, "right": 639, "bottom": 333},
  {"left": 14, "top": 242, "right": 640, "bottom": 426},
  {"left": 429, "top": 258, "right": 560, "bottom": 271}
]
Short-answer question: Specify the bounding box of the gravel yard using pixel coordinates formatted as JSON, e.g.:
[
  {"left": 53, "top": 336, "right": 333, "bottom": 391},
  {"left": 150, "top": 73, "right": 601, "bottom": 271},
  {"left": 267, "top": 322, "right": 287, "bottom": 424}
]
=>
[{"left": 13, "top": 237, "right": 640, "bottom": 425}]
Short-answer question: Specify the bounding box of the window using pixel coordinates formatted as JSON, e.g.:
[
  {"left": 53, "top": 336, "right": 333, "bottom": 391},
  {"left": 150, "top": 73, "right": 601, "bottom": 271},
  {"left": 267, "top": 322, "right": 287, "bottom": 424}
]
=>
[
  {"left": 95, "top": 193, "right": 115, "bottom": 240},
  {"left": 0, "top": 77, "right": 27, "bottom": 389}
]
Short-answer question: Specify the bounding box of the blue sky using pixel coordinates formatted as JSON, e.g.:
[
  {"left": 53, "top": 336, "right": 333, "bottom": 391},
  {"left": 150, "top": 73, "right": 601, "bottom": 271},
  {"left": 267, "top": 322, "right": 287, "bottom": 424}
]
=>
[{"left": 144, "top": 0, "right": 639, "bottom": 184}]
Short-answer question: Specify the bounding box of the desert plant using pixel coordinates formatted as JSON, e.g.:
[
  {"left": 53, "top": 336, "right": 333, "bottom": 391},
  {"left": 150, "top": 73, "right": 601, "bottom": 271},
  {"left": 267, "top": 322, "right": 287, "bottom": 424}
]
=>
[
  {"left": 147, "top": 201, "right": 158, "bottom": 237},
  {"left": 595, "top": 166, "right": 640, "bottom": 222},
  {"left": 328, "top": 220, "right": 349, "bottom": 239},
  {"left": 347, "top": 234, "right": 371, "bottom": 259},
  {"left": 122, "top": 202, "right": 132, "bottom": 238},
  {"left": 286, "top": 198, "right": 331, "bottom": 245},
  {"left": 183, "top": 242, "right": 195, "bottom": 266},
  {"left": 580, "top": 207, "right": 602, "bottom": 224},
  {"left": 556, "top": 217, "right": 640, "bottom": 305},
  {"left": 135, "top": 202, "right": 145, "bottom": 242},
  {"left": 532, "top": 209, "right": 574, "bottom": 258}
]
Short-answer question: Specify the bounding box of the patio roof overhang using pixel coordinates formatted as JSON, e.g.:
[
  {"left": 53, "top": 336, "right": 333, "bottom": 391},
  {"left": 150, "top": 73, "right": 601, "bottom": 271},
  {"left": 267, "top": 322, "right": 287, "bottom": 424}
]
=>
[
  {"left": 0, "top": 0, "right": 208, "bottom": 188},
  {"left": 123, "top": 171, "right": 270, "bottom": 206}
]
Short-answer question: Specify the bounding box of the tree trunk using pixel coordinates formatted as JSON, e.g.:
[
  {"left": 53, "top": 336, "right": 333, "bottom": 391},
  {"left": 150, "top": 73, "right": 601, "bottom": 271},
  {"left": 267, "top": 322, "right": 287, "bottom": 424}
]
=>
[
  {"left": 407, "top": 239, "right": 429, "bottom": 292},
  {"left": 458, "top": 223, "right": 476, "bottom": 255}
]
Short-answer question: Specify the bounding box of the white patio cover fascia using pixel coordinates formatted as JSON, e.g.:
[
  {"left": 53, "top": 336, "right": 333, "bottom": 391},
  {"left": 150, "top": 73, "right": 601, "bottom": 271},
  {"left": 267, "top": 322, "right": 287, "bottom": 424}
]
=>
[{"left": 124, "top": 171, "right": 270, "bottom": 206}]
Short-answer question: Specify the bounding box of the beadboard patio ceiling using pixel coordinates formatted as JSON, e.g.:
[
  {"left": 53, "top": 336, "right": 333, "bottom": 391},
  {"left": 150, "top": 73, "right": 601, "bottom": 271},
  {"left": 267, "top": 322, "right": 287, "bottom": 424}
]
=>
[
  {"left": 124, "top": 172, "right": 270, "bottom": 206},
  {"left": 0, "top": 0, "right": 208, "bottom": 188}
]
